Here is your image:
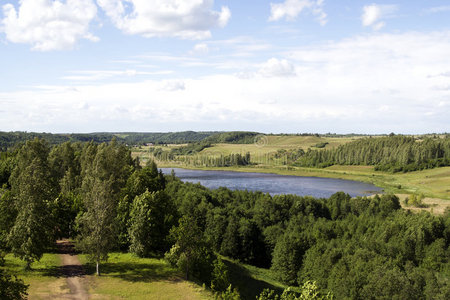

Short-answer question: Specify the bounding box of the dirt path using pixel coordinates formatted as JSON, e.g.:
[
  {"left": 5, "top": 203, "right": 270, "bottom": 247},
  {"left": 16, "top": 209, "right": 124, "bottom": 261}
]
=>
[{"left": 56, "top": 240, "right": 89, "bottom": 300}]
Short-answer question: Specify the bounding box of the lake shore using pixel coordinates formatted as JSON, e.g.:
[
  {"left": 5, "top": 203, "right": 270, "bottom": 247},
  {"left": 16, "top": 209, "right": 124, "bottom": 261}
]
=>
[{"left": 156, "top": 163, "right": 450, "bottom": 201}]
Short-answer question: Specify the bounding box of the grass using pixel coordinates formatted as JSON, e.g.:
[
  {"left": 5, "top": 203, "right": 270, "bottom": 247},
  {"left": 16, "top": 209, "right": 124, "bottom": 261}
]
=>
[
  {"left": 221, "top": 256, "right": 291, "bottom": 300},
  {"left": 78, "top": 252, "right": 212, "bottom": 300},
  {"left": 3, "top": 253, "right": 69, "bottom": 299}
]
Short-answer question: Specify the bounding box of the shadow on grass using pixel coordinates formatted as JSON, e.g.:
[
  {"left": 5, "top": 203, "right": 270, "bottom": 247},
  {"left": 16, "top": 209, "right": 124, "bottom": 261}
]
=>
[
  {"left": 82, "top": 260, "right": 180, "bottom": 283},
  {"left": 224, "top": 259, "right": 284, "bottom": 300}
]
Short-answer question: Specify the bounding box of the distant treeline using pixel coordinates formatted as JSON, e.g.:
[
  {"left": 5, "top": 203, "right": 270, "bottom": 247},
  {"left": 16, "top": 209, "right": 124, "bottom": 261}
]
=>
[
  {"left": 0, "top": 131, "right": 223, "bottom": 150},
  {"left": 296, "top": 135, "right": 450, "bottom": 172}
]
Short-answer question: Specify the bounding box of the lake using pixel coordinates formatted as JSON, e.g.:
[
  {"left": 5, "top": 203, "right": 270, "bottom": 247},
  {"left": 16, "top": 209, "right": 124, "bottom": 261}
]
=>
[{"left": 160, "top": 168, "right": 383, "bottom": 198}]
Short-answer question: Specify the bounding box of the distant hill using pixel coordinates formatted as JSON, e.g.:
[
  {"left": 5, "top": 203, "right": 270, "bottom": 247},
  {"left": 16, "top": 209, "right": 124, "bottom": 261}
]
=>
[{"left": 0, "top": 131, "right": 222, "bottom": 150}]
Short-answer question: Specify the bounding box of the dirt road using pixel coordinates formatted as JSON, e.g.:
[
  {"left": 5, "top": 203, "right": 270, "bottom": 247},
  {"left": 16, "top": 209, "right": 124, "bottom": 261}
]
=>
[{"left": 56, "top": 240, "right": 89, "bottom": 300}]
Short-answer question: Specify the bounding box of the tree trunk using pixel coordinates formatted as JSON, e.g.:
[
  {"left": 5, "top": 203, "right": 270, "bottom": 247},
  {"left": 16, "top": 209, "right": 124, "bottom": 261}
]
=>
[
  {"left": 25, "top": 260, "right": 31, "bottom": 271},
  {"left": 96, "top": 261, "right": 100, "bottom": 276}
]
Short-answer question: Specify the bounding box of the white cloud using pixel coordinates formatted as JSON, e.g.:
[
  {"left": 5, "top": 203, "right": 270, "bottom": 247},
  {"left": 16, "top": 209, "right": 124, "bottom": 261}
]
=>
[
  {"left": 2, "top": 31, "right": 450, "bottom": 133},
  {"left": 62, "top": 69, "right": 173, "bottom": 81},
  {"left": 190, "top": 43, "right": 209, "bottom": 55},
  {"left": 1, "top": 0, "right": 98, "bottom": 51},
  {"left": 426, "top": 6, "right": 450, "bottom": 14},
  {"left": 259, "top": 58, "right": 296, "bottom": 77},
  {"left": 159, "top": 80, "right": 185, "bottom": 91},
  {"left": 362, "top": 4, "right": 397, "bottom": 30},
  {"left": 97, "top": 0, "right": 231, "bottom": 39},
  {"left": 269, "top": 0, "right": 327, "bottom": 25}
]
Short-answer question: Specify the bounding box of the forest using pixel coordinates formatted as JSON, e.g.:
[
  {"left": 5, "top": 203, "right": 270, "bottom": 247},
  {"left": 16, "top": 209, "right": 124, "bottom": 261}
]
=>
[
  {"left": 295, "top": 135, "right": 450, "bottom": 172},
  {"left": 0, "top": 131, "right": 222, "bottom": 150},
  {"left": 0, "top": 138, "right": 449, "bottom": 299}
]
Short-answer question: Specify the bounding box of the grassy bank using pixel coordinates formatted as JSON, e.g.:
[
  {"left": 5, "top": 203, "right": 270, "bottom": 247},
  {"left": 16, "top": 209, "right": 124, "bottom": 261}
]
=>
[{"left": 78, "top": 253, "right": 212, "bottom": 300}]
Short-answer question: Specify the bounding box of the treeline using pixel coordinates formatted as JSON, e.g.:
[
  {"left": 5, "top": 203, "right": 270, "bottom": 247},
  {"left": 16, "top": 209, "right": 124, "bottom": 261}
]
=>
[
  {"left": 1, "top": 138, "right": 449, "bottom": 299},
  {"left": 296, "top": 135, "right": 450, "bottom": 172},
  {"left": 206, "top": 131, "right": 260, "bottom": 144},
  {"left": 0, "top": 131, "right": 221, "bottom": 150},
  {"left": 151, "top": 147, "right": 252, "bottom": 167}
]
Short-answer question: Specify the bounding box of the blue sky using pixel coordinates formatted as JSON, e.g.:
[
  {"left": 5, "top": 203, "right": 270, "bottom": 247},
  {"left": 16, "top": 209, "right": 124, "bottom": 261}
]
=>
[{"left": 1, "top": 0, "right": 450, "bottom": 133}]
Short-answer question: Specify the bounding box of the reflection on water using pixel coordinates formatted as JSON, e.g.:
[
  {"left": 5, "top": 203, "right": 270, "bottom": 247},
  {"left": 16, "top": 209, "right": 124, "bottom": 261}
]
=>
[{"left": 160, "top": 168, "right": 382, "bottom": 198}]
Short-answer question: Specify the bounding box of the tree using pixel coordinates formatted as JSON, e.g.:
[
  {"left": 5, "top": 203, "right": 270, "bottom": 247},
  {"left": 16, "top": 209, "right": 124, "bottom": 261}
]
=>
[
  {"left": 76, "top": 141, "right": 130, "bottom": 275},
  {"left": 211, "top": 257, "right": 230, "bottom": 292},
  {"left": 167, "top": 215, "right": 208, "bottom": 280},
  {"left": 0, "top": 188, "right": 16, "bottom": 250},
  {"left": 128, "top": 190, "right": 176, "bottom": 257},
  {"left": 7, "top": 138, "right": 55, "bottom": 269}
]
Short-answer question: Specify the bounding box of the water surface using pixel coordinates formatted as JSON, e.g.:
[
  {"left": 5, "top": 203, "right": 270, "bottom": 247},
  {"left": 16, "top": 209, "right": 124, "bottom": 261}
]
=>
[{"left": 161, "top": 168, "right": 382, "bottom": 198}]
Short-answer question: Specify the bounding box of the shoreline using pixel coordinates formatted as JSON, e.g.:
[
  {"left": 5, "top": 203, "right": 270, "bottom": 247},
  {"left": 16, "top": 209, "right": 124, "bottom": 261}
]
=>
[{"left": 155, "top": 163, "right": 450, "bottom": 199}]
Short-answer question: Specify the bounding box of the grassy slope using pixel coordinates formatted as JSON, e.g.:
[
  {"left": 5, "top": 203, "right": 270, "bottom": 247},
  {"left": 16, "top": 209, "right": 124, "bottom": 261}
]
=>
[{"left": 79, "top": 253, "right": 212, "bottom": 300}]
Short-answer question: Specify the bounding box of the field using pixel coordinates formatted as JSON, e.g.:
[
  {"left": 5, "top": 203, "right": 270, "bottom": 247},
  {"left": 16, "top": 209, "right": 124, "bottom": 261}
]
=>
[
  {"left": 3, "top": 252, "right": 212, "bottom": 299},
  {"left": 79, "top": 253, "right": 211, "bottom": 300}
]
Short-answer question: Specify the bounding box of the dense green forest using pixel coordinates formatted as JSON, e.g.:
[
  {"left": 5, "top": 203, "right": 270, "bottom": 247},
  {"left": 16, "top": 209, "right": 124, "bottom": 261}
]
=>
[
  {"left": 296, "top": 135, "right": 450, "bottom": 172},
  {"left": 0, "top": 131, "right": 222, "bottom": 150},
  {"left": 1, "top": 138, "right": 449, "bottom": 299}
]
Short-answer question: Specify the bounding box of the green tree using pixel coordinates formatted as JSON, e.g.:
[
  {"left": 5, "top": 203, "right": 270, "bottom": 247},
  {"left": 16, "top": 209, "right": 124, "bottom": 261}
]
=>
[
  {"left": 7, "top": 138, "right": 55, "bottom": 269},
  {"left": 128, "top": 190, "right": 176, "bottom": 257},
  {"left": 0, "top": 188, "right": 16, "bottom": 250},
  {"left": 76, "top": 141, "right": 130, "bottom": 275},
  {"left": 211, "top": 257, "right": 230, "bottom": 292},
  {"left": 167, "top": 215, "right": 206, "bottom": 280}
]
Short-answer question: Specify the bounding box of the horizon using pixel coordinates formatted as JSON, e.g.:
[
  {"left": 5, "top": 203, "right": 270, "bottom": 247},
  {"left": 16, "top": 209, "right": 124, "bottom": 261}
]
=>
[
  {"left": 1, "top": 130, "right": 448, "bottom": 136},
  {"left": 1, "top": 0, "right": 450, "bottom": 133}
]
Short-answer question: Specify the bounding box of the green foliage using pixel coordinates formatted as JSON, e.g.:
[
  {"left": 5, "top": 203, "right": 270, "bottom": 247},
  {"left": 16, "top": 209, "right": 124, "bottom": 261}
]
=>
[
  {"left": 128, "top": 190, "right": 176, "bottom": 257},
  {"left": 76, "top": 140, "right": 134, "bottom": 275},
  {"left": 117, "top": 161, "right": 166, "bottom": 249},
  {"left": 0, "top": 188, "right": 16, "bottom": 250},
  {"left": 7, "top": 138, "right": 56, "bottom": 269},
  {"left": 257, "top": 282, "right": 333, "bottom": 300},
  {"left": 211, "top": 257, "right": 231, "bottom": 292},
  {"left": 405, "top": 193, "right": 428, "bottom": 208},
  {"left": 167, "top": 215, "right": 214, "bottom": 281},
  {"left": 296, "top": 135, "right": 450, "bottom": 172},
  {"left": 206, "top": 131, "right": 259, "bottom": 144},
  {"left": 214, "top": 285, "right": 241, "bottom": 300}
]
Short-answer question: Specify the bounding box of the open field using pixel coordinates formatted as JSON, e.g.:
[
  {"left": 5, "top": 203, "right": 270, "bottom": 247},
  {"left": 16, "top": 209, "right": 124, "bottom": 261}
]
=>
[
  {"left": 79, "top": 253, "right": 212, "bottom": 300},
  {"left": 202, "top": 135, "right": 360, "bottom": 155}
]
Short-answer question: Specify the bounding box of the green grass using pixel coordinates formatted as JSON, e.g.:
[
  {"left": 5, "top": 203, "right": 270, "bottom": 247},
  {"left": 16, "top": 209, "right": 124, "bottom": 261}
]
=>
[
  {"left": 3, "top": 253, "right": 69, "bottom": 299},
  {"left": 78, "top": 252, "right": 212, "bottom": 300},
  {"left": 221, "top": 256, "right": 293, "bottom": 300}
]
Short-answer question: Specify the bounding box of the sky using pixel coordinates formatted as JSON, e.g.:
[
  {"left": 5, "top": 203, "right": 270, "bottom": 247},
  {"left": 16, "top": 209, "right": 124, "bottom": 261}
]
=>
[{"left": 1, "top": 0, "right": 450, "bottom": 134}]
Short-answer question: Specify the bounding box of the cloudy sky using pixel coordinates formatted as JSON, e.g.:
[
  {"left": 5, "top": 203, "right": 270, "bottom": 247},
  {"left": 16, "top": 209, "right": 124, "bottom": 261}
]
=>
[{"left": 1, "top": 0, "right": 450, "bottom": 134}]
